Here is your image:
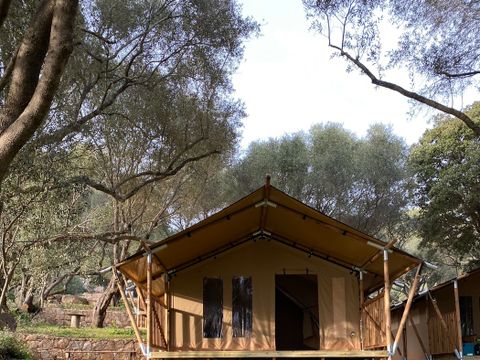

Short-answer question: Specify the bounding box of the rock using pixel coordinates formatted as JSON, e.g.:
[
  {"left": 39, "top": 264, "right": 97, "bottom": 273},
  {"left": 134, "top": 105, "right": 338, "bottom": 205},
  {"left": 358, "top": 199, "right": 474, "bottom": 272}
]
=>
[
  {"left": 0, "top": 313, "right": 16, "bottom": 331},
  {"left": 46, "top": 294, "right": 62, "bottom": 304},
  {"left": 61, "top": 295, "right": 89, "bottom": 305},
  {"left": 80, "top": 292, "right": 103, "bottom": 304},
  {"left": 20, "top": 302, "right": 38, "bottom": 313}
]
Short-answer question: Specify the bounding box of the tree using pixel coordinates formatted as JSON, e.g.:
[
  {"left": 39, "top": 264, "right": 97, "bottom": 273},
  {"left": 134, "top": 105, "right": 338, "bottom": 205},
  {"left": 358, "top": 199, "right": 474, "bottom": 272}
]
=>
[
  {"left": 226, "top": 123, "right": 410, "bottom": 238},
  {"left": 78, "top": 78, "right": 243, "bottom": 326},
  {"left": 409, "top": 102, "right": 480, "bottom": 269},
  {"left": 0, "top": 0, "right": 257, "bottom": 187},
  {"left": 0, "top": 0, "right": 78, "bottom": 183},
  {"left": 0, "top": 144, "right": 91, "bottom": 311},
  {"left": 303, "top": 0, "right": 480, "bottom": 136},
  {"left": 230, "top": 133, "right": 310, "bottom": 201},
  {"left": 0, "top": 0, "right": 257, "bottom": 321}
]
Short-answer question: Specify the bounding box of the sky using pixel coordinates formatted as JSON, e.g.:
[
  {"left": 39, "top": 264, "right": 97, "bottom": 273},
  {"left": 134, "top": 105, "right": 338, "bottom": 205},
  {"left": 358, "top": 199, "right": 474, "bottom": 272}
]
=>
[{"left": 232, "top": 0, "right": 477, "bottom": 150}]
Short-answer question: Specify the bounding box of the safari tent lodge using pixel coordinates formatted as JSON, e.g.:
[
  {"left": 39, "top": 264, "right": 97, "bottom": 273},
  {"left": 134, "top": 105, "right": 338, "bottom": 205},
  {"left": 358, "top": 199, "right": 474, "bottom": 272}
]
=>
[
  {"left": 392, "top": 268, "right": 480, "bottom": 359},
  {"left": 115, "top": 178, "right": 426, "bottom": 359}
]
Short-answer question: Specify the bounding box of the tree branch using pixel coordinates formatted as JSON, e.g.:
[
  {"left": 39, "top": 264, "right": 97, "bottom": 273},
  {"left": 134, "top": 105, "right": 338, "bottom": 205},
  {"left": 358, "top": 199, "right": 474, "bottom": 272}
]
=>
[
  {"left": 332, "top": 45, "right": 480, "bottom": 136},
  {"left": 438, "top": 70, "right": 480, "bottom": 79},
  {"left": 73, "top": 149, "right": 220, "bottom": 202}
]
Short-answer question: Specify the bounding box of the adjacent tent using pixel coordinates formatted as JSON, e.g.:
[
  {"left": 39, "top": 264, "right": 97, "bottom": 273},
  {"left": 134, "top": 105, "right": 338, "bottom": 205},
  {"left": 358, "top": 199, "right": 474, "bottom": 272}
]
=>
[{"left": 392, "top": 267, "right": 480, "bottom": 359}]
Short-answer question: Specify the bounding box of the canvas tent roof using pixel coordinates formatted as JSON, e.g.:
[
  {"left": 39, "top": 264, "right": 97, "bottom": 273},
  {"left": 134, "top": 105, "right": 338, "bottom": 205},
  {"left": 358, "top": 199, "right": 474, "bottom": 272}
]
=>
[
  {"left": 116, "top": 183, "right": 422, "bottom": 299},
  {"left": 392, "top": 266, "right": 480, "bottom": 311}
]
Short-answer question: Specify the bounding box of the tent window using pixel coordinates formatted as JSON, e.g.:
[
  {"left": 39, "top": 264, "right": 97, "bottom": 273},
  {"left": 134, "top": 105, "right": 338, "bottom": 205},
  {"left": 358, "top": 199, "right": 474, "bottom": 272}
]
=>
[
  {"left": 203, "top": 278, "right": 223, "bottom": 338},
  {"left": 232, "top": 276, "right": 252, "bottom": 337},
  {"left": 460, "top": 296, "right": 474, "bottom": 337}
]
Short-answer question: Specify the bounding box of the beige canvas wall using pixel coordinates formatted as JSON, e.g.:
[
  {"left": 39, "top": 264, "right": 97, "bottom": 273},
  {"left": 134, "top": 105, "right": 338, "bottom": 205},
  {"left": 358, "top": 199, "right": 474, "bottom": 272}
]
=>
[{"left": 168, "top": 240, "right": 361, "bottom": 351}]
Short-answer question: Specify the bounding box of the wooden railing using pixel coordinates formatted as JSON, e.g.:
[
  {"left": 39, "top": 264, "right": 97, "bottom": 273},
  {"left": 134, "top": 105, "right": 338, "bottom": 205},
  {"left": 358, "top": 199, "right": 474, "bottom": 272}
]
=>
[
  {"left": 363, "top": 293, "right": 386, "bottom": 349},
  {"left": 137, "top": 293, "right": 167, "bottom": 350},
  {"left": 427, "top": 307, "right": 457, "bottom": 355}
]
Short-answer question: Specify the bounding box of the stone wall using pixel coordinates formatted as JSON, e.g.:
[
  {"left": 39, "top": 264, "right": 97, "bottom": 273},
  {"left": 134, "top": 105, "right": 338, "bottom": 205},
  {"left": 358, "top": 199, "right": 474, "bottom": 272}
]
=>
[
  {"left": 36, "top": 306, "right": 131, "bottom": 328},
  {"left": 17, "top": 333, "right": 143, "bottom": 360}
]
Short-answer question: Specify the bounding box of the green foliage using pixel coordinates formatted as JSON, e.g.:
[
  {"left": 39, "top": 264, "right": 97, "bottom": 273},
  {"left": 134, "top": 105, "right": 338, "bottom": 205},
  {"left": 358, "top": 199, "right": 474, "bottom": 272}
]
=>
[
  {"left": 231, "top": 133, "right": 309, "bottom": 200},
  {"left": 222, "top": 123, "right": 410, "bottom": 238},
  {"left": 0, "top": 332, "right": 33, "bottom": 360},
  {"left": 409, "top": 102, "right": 480, "bottom": 267},
  {"left": 0, "top": 0, "right": 257, "bottom": 314},
  {"left": 65, "top": 277, "right": 86, "bottom": 295},
  {"left": 18, "top": 325, "right": 145, "bottom": 339},
  {"left": 303, "top": 0, "right": 480, "bottom": 104}
]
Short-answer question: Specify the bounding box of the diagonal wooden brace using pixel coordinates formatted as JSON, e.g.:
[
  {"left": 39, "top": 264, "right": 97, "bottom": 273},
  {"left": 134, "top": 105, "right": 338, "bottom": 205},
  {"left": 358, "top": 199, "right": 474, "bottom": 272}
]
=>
[
  {"left": 391, "top": 262, "right": 424, "bottom": 356},
  {"left": 113, "top": 268, "right": 147, "bottom": 356}
]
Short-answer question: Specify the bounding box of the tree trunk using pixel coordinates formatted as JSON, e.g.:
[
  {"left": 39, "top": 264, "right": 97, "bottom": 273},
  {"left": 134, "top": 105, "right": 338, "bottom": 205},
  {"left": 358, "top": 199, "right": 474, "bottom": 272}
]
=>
[
  {"left": 0, "top": 265, "right": 15, "bottom": 313},
  {"left": 91, "top": 277, "right": 117, "bottom": 328},
  {"left": 21, "top": 280, "right": 35, "bottom": 313},
  {"left": 0, "top": 0, "right": 78, "bottom": 184}
]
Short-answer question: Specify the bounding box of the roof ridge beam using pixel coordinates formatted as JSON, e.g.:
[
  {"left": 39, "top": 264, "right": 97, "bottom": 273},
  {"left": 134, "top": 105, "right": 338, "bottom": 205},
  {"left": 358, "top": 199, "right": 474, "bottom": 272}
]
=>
[{"left": 255, "top": 199, "right": 277, "bottom": 208}]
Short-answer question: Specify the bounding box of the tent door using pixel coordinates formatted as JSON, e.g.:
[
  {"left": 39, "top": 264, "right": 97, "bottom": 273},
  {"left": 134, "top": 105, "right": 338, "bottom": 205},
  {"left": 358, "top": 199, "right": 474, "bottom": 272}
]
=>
[{"left": 275, "top": 274, "right": 320, "bottom": 350}]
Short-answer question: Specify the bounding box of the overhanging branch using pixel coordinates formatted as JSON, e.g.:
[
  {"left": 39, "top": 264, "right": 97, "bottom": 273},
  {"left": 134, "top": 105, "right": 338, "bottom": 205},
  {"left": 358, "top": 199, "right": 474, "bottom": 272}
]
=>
[
  {"left": 331, "top": 45, "right": 480, "bottom": 136},
  {"left": 73, "top": 149, "right": 220, "bottom": 202}
]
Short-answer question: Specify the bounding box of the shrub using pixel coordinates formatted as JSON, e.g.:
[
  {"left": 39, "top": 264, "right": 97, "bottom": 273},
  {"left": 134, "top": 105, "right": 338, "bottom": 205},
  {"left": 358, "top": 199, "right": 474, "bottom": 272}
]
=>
[{"left": 0, "top": 332, "right": 33, "bottom": 360}]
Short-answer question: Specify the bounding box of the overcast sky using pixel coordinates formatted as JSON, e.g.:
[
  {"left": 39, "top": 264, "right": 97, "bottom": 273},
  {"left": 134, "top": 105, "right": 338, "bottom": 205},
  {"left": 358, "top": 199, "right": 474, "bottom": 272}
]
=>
[{"left": 232, "top": 0, "right": 478, "bottom": 150}]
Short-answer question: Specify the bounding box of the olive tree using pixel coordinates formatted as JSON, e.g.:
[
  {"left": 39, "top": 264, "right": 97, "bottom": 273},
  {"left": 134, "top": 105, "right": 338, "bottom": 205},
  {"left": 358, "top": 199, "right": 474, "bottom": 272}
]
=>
[{"left": 303, "top": 0, "right": 480, "bottom": 136}]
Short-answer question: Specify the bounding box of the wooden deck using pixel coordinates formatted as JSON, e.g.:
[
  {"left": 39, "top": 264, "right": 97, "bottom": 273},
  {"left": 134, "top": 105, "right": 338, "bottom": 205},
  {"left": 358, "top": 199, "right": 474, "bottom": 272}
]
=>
[{"left": 149, "top": 350, "right": 388, "bottom": 358}]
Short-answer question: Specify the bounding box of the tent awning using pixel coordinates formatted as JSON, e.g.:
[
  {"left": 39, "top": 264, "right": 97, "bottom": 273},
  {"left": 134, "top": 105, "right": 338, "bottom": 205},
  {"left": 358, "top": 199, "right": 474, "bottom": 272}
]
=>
[{"left": 117, "top": 183, "right": 422, "bottom": 298}]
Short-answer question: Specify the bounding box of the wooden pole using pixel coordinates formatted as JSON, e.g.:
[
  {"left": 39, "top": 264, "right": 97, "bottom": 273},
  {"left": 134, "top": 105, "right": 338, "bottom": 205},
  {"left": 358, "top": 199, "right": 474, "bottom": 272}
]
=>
[
  {"left": 383, "top": 249, "right": 392, "bottom": 358},
  {"left": 167, "top": 274, "right": 172, "bottom": 351},
  {"left": 359, "top": 272, "right": 365, "bottom": 350},
  {"left": 147, "top": 252, "right": 153, "bottom": 356},
  {"left": 136, "top": 293, "right": 140, "bottom": 326},
  {"left": 113, "top": 270, "right": 145, "bottom": 355},
  {"left": 453, "top": 280, "right": 463, "bottom": 359},
  {"left": 392, "top": 263, "right": 423, "bottom": 355}
]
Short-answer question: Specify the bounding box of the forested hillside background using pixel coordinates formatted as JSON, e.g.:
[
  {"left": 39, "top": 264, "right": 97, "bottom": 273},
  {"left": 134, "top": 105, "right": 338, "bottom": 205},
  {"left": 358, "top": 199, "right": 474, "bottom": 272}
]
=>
[{"left": 0, "top": 0, "right": 479, "bottom": 325}]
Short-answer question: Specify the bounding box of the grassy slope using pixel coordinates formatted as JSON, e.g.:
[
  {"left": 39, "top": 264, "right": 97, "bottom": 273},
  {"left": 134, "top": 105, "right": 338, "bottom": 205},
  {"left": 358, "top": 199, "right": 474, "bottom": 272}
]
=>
[{"left": 18, "top": 325, "right": 145, "bottom": 339}]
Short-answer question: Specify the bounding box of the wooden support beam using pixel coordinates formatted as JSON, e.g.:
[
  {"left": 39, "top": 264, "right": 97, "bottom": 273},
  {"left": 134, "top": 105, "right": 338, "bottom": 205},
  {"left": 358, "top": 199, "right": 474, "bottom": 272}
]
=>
[
  {"left": 148, "top": 350, "right": 389, "bottom": 358},
  {"left": 392, "top": 263, "right": 423, "bottom": 355},
  {"left": 136, "top": 288, "right": 145, "bottom": 326},
  {"left": 113, "top": 269, "right": 145, "bottom": 355},
  {"left": 137, "top": 286, "right": 146, "bottom": 311},
  {"left": 383, "top": 249, "right": 392, "bottom": 358},
  {"left": 359, "top": 272, "right": 365, "bottom": 350},
  {"left": 408, "top": 314, "right": 430, "bottom": 360},
  {"left": 147, "top": 252, "right": 153, "bottom": 355},
  {"left": 165, "top": 273, "right": 171, "bottom": 351},
  {"left": 453, "top": 280, "right": 463, "bottom": 359}
]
